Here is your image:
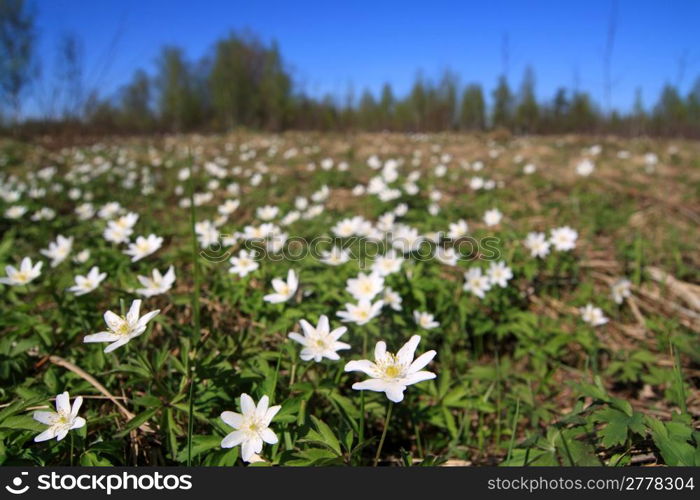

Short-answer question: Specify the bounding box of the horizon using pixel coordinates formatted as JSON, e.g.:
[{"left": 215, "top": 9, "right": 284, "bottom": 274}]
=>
[{"left": 26, "top": 0, "right": 700, "bottom": 116}]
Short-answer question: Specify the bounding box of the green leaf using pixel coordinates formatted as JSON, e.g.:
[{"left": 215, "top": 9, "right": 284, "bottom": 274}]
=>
[{"left": 114, "top": 407, "right": 160, "bottom": 438}]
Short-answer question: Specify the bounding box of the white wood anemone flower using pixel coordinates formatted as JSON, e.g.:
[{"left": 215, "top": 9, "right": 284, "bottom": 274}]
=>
[
  {"left": 0, "top": 257, "right": 42, "bottom": 286},
  {"left": 83, "top": 299, "right": 160, "bottom": 353},
  {"left": 263, "top": 269, "right": 298, "bottom": 303},
  {"left": 288, "top": 315, "right": 350, "bottom": 362},
  {"left": 344, "top": 335, "right": 436, "bottom": 403},
  {"left": 68, "top": 266, "right": 107, "bottom": 296},
  {"left": 220, "top": 394, "right": 281, "bottom": 463},
  {"left": 33, "top": 391, "right": 86, "bottom": 442}
]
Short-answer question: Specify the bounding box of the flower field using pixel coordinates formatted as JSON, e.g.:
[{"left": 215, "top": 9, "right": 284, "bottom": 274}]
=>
[{"left": 0, "top": 132, "right": 698, "bottom": 466}]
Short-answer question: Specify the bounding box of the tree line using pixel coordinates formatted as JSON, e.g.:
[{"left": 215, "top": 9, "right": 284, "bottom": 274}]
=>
[{"left": 2, "top": 0, "right": 700, "bottom": 137}]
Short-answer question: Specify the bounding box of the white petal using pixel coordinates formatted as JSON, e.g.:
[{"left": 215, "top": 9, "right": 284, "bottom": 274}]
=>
[
  {"left": 408, "top": 350, "right": 436, "bottom": 373},
  {"left": 70, "top": 416, "right": 86, "bottom": 430},
  {"left": 34, "top": 429, "right": 56, "bottom": 442},
  {"left": 403, "top": 370, "right": 436, "bottom": 385},
  {"left": 260, "top": 428, "right": 278, "bottom": 444},
  {"left": 84, "top": 331, "right": 120, "bottom": 343},
  {"left": 316, "top": 315, "right": 329, "bottom": 335},
  {"left": 127, "top": 299, "right": 142, "bottom": 324},
  {"left": 220, "top": 411, "right": 243, "bottom": 429},
  {"left": 374, "top": 341, "right": 387, "bottom": 361},
  {"left": 55, "top": 392, "right": 70, "bottom": 414},
  {"left": 71, "top": 396, "right": 83, "bottom": 418},
  {"left": 344, "top": 359, "right": 376, "bottom": 375},
  {"left": 221, "top": 430, "right": 245, "bottom": 448},
  {"left": 352, "top": 379, "right": 390, "bottom": 393},
  {"left": 136, "top": 309, "right": 160, "bottom": 329},
  {"left": 239, "top": 393, "right": 255, "bottom": 416},
  {"left": 104, "top": 338, "right": 130, "bottom": 353},
  {"left": 33, "top": 411, "right": 57, "bottom": 425},
  {"left": 241, "top": 439, "right": 256, "bottom": 462},
  {"left": 263, "top": 405, "right": 281, "bottom": 426},
  {"left": 329, "top": 326, "right": 347, "bottom": 340},
  {"left": 384, "top": 384, "right": 406, "bottom": 403},
  {"left": 103, "top": 310, "right": 123, "bottom": 330},
  {"left": 396, "top": 335, "right": 421, "bottom": 365},
  {"left": 56, "top": 428, "right": 69, "bottom": 441},
  {"left": 255, "top": 396, "right": 269, "bottom": 421},
  {"left": 288, "top": 332, "right": 308, "bottom": 346}
]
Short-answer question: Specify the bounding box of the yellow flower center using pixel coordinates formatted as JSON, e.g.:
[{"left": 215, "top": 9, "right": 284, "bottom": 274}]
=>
[{"left": 384, "top": 365, "right": 400, "bottom": 378}]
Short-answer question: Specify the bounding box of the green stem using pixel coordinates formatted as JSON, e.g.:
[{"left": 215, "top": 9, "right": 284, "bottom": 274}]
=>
[
  {"left": 373, "top": 401, "right": 393, "bottom": 466},
  {"left": 186, "top": 153, "right": 202, "bottom": 467},
  {"left": 359, "top": 391, "right": 365, "bottom": 449},
  {"left": 506, "top": 398, "right": 520, "bottom": 463}
]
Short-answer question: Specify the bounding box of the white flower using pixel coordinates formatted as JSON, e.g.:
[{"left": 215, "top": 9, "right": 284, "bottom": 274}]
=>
[
  {"left": 98, "top": 202, "right": 122, "bottom": 219},
  {"left": 483, "top": 209, "right": 503, "bottom": 227},
  {"left": 114, "top": 211, "right": 139, "bottom": 229},
  {"left": 33, "top": 391, "right": 86, "bottom": 442},
  {"left": 124, "top": 234, "right": 163, "bottom": 262},
  {"left": 523, "top": 163, "right": 537, "bottom": 174},
  {"left": 346, "top": 272, "right": 384, "bottom": 301},
  {"left": 68, "top": 266, "right": 107, "bottom": 296},
  {"left": 611, "top": 278, "right": 632, "bottom": 304},
  {"left": 344, "top": 335, "right": 436, "bottom": 403},
  {"left": 75, "top": 203, "right": 95, "bottom": 220},
  {"left": 0, "top": 257, "right": 42, "bottom": 286},
  {"left": 332, "top": 216, "right": 363, "bottom": 238},
  {"left": 434, "top": 246, "right": 458, "bottom": 266},
  {"left": 195, "top": 220, "right": 219, "bottom": 248},
  {"left": 383, "top": 287, "right": 403, "bottom": 311},
  {"left": 256, "top": 205, "right": 279, "bottom": 221},
  {"left": 288, "top": 315, "right": 350, "bottom": 362},
  {"left": 84, "top": 299, "right": 160, "bottom": 352},
  {"left": 5, "top": 205, "right": 27, "bottom": 219},
  {"left": 229, "top": 249, "right": 259, "bottom": 277},
  {"left": 242, "top": 223, "right": 277, "bottom": 240},
  {"left": 103, "top": 222, "right": 132, "bottom": 244},
  {"left": 220, "top": 394, "right": 281, "bottom": 463},
  {"left": 487, "top": 261, "right": 513, "bottom": 288},
  {"left": 320, "top": 246, "right": 350, "bottom": 266},
  {"left": 263, "top": 269, "right": 298, "bottom": 304},
  {"left": 448, "top": 219, "right": 469, "bottom": 239},
  {"left": 576, "top": 158, "right": 595, "bottom": 176},
  {"left": 580, "top": 303, "right": 608, "bottom": 327},
  {"left": 294, "top": 196, "right": 309, "bottom": 210},
  {"left": 391, "top": 225, "right": 424, "bottom": 253},
  {"left": 524, "top": 231, "right": 551, "bottom": 258},
  {"left": 371, "top": 250, "right": 403, "bottom": 277},
  {"left": 337, "top": 299, "right": 384, "bottom": 325},
  {"left": 136, "top": 266, "right": 176, "bottom": 297},
  {"left": 311, "top": 185, "right": 329, "bottom": 202},
  {"left": 218, "top": 199, "right": 240, "bottom": 216},
  {"left": 413, "top": 311, "right": 439, "bottom": 330},
  {"left": 40, "top": 235, "right": 73, "bottom": 267},
  {"left": 550, "top": 226, "right": 578, "bottom": 251},
  {"left": 73, "top": 249, "right": 90, "bottom": 264},
  {"left": 463, "top": 267, "right": 492, "bottom": 298},
  {"left": 280, "top": 210, "right": 301, "bottom": 226}
]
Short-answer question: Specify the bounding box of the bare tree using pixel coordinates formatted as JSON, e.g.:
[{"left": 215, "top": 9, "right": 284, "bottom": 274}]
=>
[
  {"left": 602, "top": 0, "right": 618, "bottom": 114},
  {"left": 0, "top": 0, "right": 37, "bottom": 122},
  {"left": 55, "top": 33, "right": 85, "bottom": 119}
]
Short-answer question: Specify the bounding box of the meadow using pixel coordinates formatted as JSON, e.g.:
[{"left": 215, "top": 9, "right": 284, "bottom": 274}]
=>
[{"left": 0, "top": 132, "right": 698, "bottom": 467}]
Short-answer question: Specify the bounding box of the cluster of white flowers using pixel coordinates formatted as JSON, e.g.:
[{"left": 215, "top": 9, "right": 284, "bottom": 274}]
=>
[{"left": 4, "top": 138, "right": 639, "bottom": 464}]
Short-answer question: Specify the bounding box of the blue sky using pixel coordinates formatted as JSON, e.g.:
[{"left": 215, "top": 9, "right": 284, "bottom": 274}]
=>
[{"left": 33, "top": 0, "right": 700, "bottom": 111}]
